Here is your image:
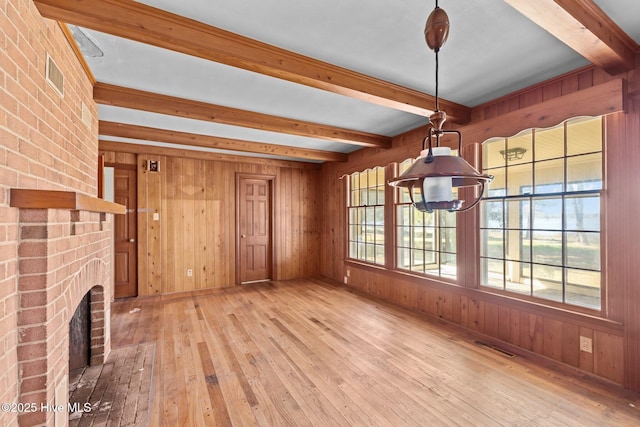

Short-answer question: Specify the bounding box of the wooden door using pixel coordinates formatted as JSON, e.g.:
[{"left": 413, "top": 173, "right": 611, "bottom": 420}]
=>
[
  {"left": 237, "top": 176, "right": 273, "bottom": 283},
  {"left": 114, "top": 166, "right": 138, "bottom": 298}
]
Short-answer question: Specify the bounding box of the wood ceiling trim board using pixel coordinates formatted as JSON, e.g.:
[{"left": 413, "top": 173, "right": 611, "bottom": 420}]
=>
[
  {"left": 93, "top": 83, "right": 391, "bottom": 148},
  {"left": 99, "top": 121, "right": 348, "bottom": 163},
  {"left": 34, "top": 0, "right": 472, "bottom": 123},
  {"left": 99, "top": 140, "right": 321, "bottom": 169},
  {"left": 459, "top": 77, "right": 627, "bottom": 145},
  {"left": 505, "top": 0, "right": 638, "bottom": 75}
]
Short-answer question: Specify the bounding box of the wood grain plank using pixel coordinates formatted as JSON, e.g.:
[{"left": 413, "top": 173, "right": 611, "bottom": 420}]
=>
[{"left": 111, "top": 279, "right": 640, "bottom": 426}]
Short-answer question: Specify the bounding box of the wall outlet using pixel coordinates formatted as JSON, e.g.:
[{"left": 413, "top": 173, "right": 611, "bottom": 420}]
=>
[
  {"left": 343, "top": 276, "right": 348, "bottom": 284},
  {"left": 579, "top": 336, "right": 593, "bottom": 353},
  {"left": 187, "top": 269, "right": 193, "bottom": 277},
  {"left": 346, "top": 268, "right": 350, "bottom": 277},
  {"left": 153, "top": 212, "right": 159, "bottom": 221}
]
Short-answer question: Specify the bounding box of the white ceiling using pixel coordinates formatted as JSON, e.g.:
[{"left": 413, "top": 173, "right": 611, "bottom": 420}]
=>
[{"left": 65, "top": 0, "right": 640, "bottom": 163}]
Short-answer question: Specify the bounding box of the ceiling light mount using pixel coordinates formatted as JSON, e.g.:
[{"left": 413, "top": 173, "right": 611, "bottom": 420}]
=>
[{"left": 389, "top": 0, "right": 493, "bottom": 213}]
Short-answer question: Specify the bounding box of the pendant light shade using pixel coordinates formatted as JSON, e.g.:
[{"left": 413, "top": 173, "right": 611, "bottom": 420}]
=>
[
  {"left": 389, "top": 145, "right": 493, "bottom": 212},
  {"left": 388, "top": 1, "right": 493, "bottom": 213}
]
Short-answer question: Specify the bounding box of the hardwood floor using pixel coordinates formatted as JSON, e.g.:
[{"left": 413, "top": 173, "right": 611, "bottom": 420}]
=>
[{"left": 111, "top": 278, "right": 640, "bottom": 426}]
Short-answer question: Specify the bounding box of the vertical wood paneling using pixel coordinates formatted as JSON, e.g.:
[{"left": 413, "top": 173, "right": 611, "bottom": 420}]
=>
[
  {"left": 195, "top": 160, "right": 207, "bottom": 289},
  {"left": 183, "top": 158, "right": 196, "bottom": 292},
  {"left": 543, "top": 318, "right": 563, "bottom": 362},
  {"left": 509, "top": 309, "right": 520, "bottom": 347},
  {"left": 594, "top": 331, "right": 624, "bottom": 384},
  {"left": 137, "top": 159, "right": 149, "bottom": 296},
  {"left": 484, "top": 302, "right": 500, "bottom": 338},
  {"left": 146, "top": 157, "right": 162, "bottom": 296},
  {"left": 606, "top": 99, "right": 640, "bottom": 390},
  {"left": 561, "top": 323, "right": 580, "bottom": 367},
  {"left": 119, "top": 151, "right": 320, "bottom": 295}
]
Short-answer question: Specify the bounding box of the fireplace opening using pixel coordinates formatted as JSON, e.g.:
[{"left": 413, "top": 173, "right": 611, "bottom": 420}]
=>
[{"left": 69, "top": 292, "right": 91, "bottom": 372}]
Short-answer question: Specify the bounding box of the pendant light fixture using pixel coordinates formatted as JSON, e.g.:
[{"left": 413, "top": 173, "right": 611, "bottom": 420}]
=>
[{"left": 388, "top": 0, "right": 493, "bottom": 213}]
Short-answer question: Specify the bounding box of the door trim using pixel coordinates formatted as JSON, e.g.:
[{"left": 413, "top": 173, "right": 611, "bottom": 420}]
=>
[{"left": 235, "top": 173, "right": 276, "bottom": 285}]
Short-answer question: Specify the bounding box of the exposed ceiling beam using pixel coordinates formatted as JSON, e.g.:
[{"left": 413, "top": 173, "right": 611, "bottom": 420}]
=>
[
  {"left": 99, "top": 140, "right": 321, "bottom": 170},
  {"left": 505, "top": 0, "right": 638, "bottom": 75},
  {"left": 98, "top": 121, "right": 348, "bottom": 163},
  {"left": 34, "top": 0, "right": 471, "bottom": 123},
  {"left": 94, "top": 83, "right": 391, "bottom": 148}
]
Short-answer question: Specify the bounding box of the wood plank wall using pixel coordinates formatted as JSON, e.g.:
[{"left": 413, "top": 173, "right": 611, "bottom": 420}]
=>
[
  {"left": 101, "top": 150, "right": 322, "bottom": 295},
  {"left": 320, "top": 64, "right": 640, "bottom": 390}
]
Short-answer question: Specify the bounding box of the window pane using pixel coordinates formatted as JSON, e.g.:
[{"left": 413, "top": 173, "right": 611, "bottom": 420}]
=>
[
  {"left": 505, "top": 261, "right": 530, "bottom": 295},
  {"left": 349, "top": 242, "right": 358, "bottom": 258},
  {"left": 487, "top": 167, "right": 506, "bottom": 197},
  {"left": 532, "top": 198, "right": 562, "bottom": 230},
  {"left": 506, "top": 198, "right": 528, "bottom": 230},
  {"left": 441, "top": 227, "right": 456, "bottom": 253},
  {"left": 375, "top": 245, "right": 385, "bottom": 265},
  {"left": 482, "top": 200, "right": 504, "bottom": 228},
  {"left": 566, "top": 269, "right": 600, "bottom": 309},
  {"left": 424, "top": 250, "right": 438, "bottom": 275},
  {"left": 535, "top": 159, "right": 564, "bottom": 193},
  {"left": 439, "top": 209, "right": 456, "bottom": 227},
  {"left": 507, "top": 163, "right": 533, "bottom": 196},
  {"left": 535, "top": 125, "right": 564, "bottom": 161},
  {"left": 483, "top": 138, "right": 506, "bottom": 170},
  {"left": 398, "top": 247, "right": 410, "bottom": 269},
  {"left": 441, "top": 252, "right": 457, "bottom": 279},
  {"left": 412, "top": 250, "right": 424, "bottom": 272},
  {"left": 349, "top": 225, "right": 362, "bottom": 243},
  {"left": 532, "top": 264, "right": 563, "bottom": 302},
  {"left": 565, "top": 232, "right": 600, "bottom": 270},
  {"left": 505, "top": 229, "right": 528, "bottom": 262},
  {"left": 567, "top": 117, "right": 602, "bottom": 155},
  {"left": 567, "top": 153, "right": 602, "bottom": 191},
  {"left": 481, "top": 229, "right": 503, "bottom": 258},
  {"left": 532, "top": 231, "right": 562, "bottom": 266},
  {"left": 424, "top": 226, "right": 436, "bottom": 251},
  {"left": 481, "top": 258, "right": 504, "bottom": 289},
  {"left": 506, "top": 132, "right": 532, "bottom": 165},
  {"left": 565, "top": 196, "right": 600, "bottom": 231},
  {"left": 412, "top": 226, "right": 424, "bottom": 250}
]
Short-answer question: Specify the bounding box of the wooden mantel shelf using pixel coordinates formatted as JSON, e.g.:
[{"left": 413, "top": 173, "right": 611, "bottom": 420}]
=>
[{"left": 10, "top": 189, "right": 126, "bottom": 214}]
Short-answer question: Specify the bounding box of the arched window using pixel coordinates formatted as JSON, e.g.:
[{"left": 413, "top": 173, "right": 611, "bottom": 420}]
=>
[
  {"left": 347, "top": 167, "right": 386, "bottom": 265},
  {"left": 480, "top": 116, "right": 603, "bottom": 310}
]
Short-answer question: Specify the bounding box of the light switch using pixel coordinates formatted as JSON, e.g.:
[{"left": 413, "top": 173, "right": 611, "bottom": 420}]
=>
[{"left": 153, "top": 212, "right": 159, "bottom": 221}]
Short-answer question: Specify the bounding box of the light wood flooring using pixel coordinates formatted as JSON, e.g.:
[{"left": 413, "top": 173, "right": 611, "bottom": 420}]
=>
[{"left": 111, "top": 278, "right": 640, "bottom": 426}]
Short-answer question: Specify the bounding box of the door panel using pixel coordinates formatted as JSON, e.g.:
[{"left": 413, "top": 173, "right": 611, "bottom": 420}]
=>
[
  {"left": 114, "top": 167, "right": 137, "bottom": 298},
  {"left": 238, "top": 177, "right": 272, "bottom": 283}
]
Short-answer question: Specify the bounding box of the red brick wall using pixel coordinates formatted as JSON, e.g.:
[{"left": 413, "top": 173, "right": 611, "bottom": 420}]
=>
[
  {"left": 1, "top": 0, "right": 112, "bottom": 426},
  {"left": 16, "top": 209, "right": 111, "bottom": 426}
]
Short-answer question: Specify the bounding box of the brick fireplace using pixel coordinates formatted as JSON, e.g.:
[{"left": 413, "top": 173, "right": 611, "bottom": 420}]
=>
[
  {"left": 1, "top": 0, "right": 126, "bottom": 425},
  {"left": 12, "top": 201, "right": 117, "bottom": 426}
]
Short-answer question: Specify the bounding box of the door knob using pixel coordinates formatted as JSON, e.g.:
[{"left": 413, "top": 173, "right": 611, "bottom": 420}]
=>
[
  {"left": 129, "top": 238, "right": 136, "bottom": 243},
  {"left": 241, "top": 234, "right": 246, "bottom": 238}
]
